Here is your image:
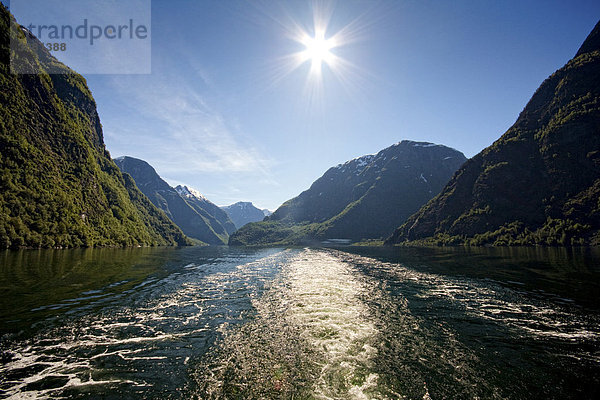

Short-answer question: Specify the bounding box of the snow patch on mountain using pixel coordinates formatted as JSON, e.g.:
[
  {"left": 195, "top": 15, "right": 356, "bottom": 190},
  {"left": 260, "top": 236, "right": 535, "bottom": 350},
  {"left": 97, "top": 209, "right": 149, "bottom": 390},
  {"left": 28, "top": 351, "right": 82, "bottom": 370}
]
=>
[
  {"left": 333, "top": 154, "right": 376, "bottom": 175},
  {"left": 413, "top": 143, "right": 438, "bottom": 148},
  {"left": 175, "top": 185, "right": 208, "bottom": 201}
]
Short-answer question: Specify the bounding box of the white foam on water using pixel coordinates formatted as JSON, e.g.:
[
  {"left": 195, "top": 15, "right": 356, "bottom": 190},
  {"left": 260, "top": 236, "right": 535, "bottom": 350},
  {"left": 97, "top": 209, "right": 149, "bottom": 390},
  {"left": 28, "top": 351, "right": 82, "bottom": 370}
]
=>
[
  {"left": 1, "top": 249, "right": 289, "bottom": 399},
  {"left": 343, "top": 251, "right": 600, "bottom": 357},
  {"left": 191, "top": 248, "right": 400, "bottom": 398},
  {"left": 420, "top": 279, "right": 600, "bottom": 343},
  {"left": 281, "top": 249, "right": 382, "bottom": 399}
]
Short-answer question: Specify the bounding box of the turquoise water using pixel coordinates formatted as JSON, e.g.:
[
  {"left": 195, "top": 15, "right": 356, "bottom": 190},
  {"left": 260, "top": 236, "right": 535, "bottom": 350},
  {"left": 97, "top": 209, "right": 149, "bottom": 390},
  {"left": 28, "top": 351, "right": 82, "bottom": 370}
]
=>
[{"left": 1, "top": 246, "right": 599, "bottom": 399}]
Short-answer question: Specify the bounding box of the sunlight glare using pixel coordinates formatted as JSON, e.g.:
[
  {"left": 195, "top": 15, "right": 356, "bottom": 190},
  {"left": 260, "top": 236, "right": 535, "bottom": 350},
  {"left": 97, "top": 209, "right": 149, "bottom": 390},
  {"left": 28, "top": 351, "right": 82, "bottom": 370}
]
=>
[
  {"left": 300, "top": 31, "right": 337, "bottom": 74},
  {"left": 257, "top": 1, "right": 378, "bottom": 112}
]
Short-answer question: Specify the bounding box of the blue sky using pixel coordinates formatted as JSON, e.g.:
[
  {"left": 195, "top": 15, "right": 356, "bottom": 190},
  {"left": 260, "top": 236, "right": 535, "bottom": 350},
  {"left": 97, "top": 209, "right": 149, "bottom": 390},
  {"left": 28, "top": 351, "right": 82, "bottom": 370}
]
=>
[{"left": 5, "top": 1, "right": 600, "bottom": 210}]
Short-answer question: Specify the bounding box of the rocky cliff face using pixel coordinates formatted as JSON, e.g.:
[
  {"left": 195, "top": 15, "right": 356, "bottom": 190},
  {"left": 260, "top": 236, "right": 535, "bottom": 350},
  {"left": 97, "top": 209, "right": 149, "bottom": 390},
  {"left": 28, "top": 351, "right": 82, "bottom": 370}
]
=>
[
  {"left": 0, "top": 5, "right": 189, "bottom": 248},
  {"left": 229, "top": 141, "right": 466, "bottom": 245},
  {"left": 387, "top": 21, "right": 600, "bottom": 246}
]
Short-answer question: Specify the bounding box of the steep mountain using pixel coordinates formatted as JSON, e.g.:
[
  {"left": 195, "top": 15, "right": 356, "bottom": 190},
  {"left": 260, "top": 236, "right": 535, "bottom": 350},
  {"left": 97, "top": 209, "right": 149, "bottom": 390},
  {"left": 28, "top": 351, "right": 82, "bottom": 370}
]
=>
[
  {"left": 387, "top": 21, "right": 600, "bottom": 246},
  {"left": 175, "top": 185, "right": 236, "bottom": 235},
  {"left": 229, "top": 141, "right": 466, "bottom": 245},
  {"left": 221, "top": 202, "right": 267, "bottom": 229},
  {"left": 114, "top": 157, "right": 233, "bottom": 245},
  {"left": 0, "top": 5, "right": 189, "bottom": 248},
  {"left": 262, "top": 209, "right": 272, "bottom": 217}
]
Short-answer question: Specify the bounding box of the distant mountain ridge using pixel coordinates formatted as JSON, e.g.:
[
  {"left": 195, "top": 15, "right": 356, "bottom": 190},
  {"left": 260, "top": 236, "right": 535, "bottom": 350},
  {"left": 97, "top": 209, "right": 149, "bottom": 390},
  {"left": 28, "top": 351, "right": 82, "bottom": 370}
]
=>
[
  {"left": 221, "top": 202, "right": 268, "bottom": 229},
  {"left": 0, "top": 5, "right": 189, "bottom": 248},
  {"left": 229, "top": 141, "right": 466, "bottom": 245},
  {"left": 175, "top": 185, "right": 237, "bottom": 235},
  {"left": 114, "top": 157, "right": 235, "bottom": 245},
  {"left": 387, "top": 20, "right": 600, "bottom": 246}
]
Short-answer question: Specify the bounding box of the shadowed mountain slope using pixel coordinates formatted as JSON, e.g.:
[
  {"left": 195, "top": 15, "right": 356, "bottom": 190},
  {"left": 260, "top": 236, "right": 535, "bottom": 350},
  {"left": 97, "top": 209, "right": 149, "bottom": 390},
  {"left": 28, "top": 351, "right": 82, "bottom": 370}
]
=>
[
  {"left": 230, "top": 141, "right": 466, "bottom": 245},
  {"left": 114, "top": 157, "right": 234, "bottom": 245},
  {"left": 387, "top": 21, "right": 600, "bottom": 246}
]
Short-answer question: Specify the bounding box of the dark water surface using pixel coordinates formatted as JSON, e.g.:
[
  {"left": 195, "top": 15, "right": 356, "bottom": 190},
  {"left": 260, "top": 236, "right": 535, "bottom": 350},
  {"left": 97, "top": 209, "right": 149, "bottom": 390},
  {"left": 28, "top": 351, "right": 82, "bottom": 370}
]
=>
[{"left": 0, "top": 246, "right": 599, "bottom": 399}]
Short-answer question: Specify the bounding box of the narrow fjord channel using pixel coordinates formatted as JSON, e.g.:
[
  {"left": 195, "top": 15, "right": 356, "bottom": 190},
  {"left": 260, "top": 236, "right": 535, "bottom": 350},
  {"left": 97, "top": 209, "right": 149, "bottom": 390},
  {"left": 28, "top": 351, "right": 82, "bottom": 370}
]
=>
[{"left": 1, "top": 246, "right": 599, "bottom": 399}]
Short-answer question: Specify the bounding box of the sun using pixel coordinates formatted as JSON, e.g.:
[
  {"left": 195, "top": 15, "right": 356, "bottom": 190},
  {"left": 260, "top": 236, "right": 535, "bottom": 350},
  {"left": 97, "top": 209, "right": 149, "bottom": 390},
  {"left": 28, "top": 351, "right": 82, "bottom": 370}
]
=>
[
  {"left": 263, "top": 1, "right": 370, "bottom": 104},
  {"left": 299, "top": 31, "right": 337, "bottom": 74}
]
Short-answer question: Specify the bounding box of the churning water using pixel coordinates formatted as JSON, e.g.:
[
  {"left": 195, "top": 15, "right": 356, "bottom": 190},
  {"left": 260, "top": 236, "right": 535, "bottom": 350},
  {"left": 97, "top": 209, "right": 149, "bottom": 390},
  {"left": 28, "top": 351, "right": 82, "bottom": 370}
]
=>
[{"left": 1, "top": 246, "right": 599, "bottom": 399}]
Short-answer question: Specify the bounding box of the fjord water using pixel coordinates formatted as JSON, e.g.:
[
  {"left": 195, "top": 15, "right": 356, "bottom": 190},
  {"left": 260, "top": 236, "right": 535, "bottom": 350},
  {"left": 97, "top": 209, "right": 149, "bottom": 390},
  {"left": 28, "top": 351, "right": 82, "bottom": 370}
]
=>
[{"left": 1, "top": 247, "right": 599, "bottom": 399}]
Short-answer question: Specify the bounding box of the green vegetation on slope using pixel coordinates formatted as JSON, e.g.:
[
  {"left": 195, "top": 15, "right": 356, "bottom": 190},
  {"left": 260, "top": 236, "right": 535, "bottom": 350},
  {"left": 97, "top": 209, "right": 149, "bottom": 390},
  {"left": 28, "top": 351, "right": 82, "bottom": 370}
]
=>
[
  {"left": 0, "top": 5, "right": 190, "bottom": 249},
  {"left": 387, "top": 20, "right": 600, "bottom": 247},
  {"left": 228, "top": 221, "right": 310, "bottom": 246}
]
